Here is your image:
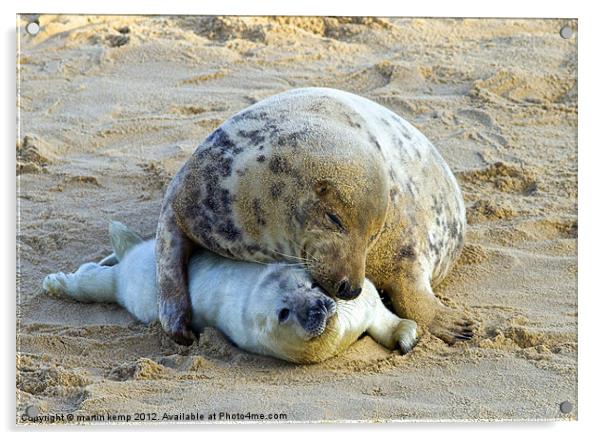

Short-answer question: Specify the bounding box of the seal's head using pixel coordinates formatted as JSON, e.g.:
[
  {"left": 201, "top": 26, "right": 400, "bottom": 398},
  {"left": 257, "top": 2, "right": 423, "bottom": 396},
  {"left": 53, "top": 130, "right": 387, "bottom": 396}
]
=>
[
  {"left": 231, "top": 102, "right": 390, "bottom": 301},
  {"left": 298, "top": 166, "right": 389, "bottom": 301},
  {"left": 256, "top": 266, "right": 337, "bottom": 342}
]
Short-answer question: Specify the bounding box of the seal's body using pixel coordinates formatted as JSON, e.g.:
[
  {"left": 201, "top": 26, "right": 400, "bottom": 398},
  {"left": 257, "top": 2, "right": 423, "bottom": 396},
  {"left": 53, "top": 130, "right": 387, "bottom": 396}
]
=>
[
  {"left": 43, "top": 222, "right": 418, "bottom": 364},
  {"left": 157, "top": 87, "right": 474, "bottom": 345}
]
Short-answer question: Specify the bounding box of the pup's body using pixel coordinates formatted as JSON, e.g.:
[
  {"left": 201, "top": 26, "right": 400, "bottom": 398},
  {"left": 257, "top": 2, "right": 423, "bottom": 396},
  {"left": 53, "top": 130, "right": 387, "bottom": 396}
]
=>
[{"left": 44, "top": 223, "right": 418, "bottom": 364}]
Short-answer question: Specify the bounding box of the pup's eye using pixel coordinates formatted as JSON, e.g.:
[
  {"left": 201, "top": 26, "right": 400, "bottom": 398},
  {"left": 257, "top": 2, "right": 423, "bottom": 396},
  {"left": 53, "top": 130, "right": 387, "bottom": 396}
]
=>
[
  {"left": 326, "top": 212, "right": 344, "bottom": 230},
  {"left": 311, "top": 282, "right": 320, "bottom": 289},
  {"left": 278, "top": 308, "right": 290, "bottom": 322}
]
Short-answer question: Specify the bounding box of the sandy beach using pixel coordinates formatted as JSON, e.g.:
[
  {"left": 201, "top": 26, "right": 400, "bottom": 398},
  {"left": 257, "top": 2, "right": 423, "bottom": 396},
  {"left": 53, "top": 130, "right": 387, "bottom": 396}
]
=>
[{"left": 16, "top": 15, "right": 577, "bottom": 423}]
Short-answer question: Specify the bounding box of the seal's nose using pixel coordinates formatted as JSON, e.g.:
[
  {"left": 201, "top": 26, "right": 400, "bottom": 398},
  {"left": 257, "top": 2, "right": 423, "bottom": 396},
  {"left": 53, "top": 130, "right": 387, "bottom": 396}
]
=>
[
  {"left": 336, "top": 279, "right": 362, "bottom": 300},
  {"left": 336, "top": 279, "right": 350, "bottom": 297}
]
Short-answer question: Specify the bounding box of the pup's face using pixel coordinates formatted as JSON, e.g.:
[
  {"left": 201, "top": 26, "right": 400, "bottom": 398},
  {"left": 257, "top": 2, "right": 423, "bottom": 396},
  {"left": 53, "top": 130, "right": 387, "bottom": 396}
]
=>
[{"left": 260, "top": 267, "right": 337, "bottom": 342}]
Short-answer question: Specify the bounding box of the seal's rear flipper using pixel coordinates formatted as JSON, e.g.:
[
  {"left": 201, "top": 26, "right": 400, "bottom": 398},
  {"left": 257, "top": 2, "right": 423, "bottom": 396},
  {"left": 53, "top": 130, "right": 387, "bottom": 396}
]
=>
[
  {"left": 99, "top": 253, "right": 119, "bottom": 266},
  {"left": 109, "top": 221, "right": 144, "bottom": 262},
  {"left": 43, "top": 262, "right": 116, "bottom": 303}
]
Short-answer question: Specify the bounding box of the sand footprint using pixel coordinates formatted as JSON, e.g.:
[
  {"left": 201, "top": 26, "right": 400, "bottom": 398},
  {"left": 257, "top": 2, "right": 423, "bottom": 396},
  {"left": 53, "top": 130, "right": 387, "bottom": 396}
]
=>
[
  {"left": 466, "top": 199, "right": 517, "bottom": 224},
  {"left": 17, "top": 135, "right": 53, "bottom": 175},
  {"left": 470, "top": 69, "right": 575, "bottom": 105},
  {"left": 108, "top": 358, "right": 170, "bottom": 381},
  {"left": 336, "top": 60, "right": 426, "bottom": 94},
  {"left": 458, "top": 161, "right": 539, "bottom": 195},
  {"left": 513, "top": 217, "right": 577, "bottom": 241}
]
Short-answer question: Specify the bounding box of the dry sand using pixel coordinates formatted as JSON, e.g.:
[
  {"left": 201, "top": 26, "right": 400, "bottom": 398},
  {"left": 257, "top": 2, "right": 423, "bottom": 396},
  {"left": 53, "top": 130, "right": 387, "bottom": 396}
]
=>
[{"left": 16, "top": 15, "right": 577, "bottom": 423}]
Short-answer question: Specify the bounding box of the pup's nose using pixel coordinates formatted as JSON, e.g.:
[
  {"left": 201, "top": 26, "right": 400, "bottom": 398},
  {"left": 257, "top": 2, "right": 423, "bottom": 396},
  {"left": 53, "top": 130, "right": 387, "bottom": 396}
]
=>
[
  {"left": 323, "top": 296, "right": 337, "bottom": 315},
  {"left": 308, "top": 305, "right": 327, "bottom": 319},
  {"left": 314, "top": 296, "right": 337, "bottom": 316},
  {"left": 336, "top": 279, "right": 362, "bottom": 300}
]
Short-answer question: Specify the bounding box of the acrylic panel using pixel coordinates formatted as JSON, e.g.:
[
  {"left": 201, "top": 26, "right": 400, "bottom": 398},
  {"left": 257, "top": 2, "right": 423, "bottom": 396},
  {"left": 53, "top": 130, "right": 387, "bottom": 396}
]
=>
[{"left": 16, "top": 15, "right": 577, "bottom": 424}]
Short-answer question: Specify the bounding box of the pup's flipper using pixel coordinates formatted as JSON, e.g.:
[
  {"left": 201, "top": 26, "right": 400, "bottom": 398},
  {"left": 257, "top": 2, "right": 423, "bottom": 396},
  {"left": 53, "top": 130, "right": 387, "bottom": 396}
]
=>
[{"left": 109, "top": 221, "right": 144, "bottom": 262}]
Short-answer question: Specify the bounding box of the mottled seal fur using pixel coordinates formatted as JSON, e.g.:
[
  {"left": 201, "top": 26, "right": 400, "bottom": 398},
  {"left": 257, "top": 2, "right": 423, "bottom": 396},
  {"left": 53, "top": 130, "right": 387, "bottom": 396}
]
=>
[
  {"left": 157, "top": 87, "right": 475, "bottom": 345},
  {"left": 43, "top": 222, "right": 419, "bottom": 364}
]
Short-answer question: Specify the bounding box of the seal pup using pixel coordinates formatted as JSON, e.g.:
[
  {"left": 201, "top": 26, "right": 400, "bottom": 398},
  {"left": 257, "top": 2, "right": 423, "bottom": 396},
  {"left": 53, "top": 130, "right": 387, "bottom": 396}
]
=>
[
  {"left": 156, "top": 87, "right": 475, "bottom": 345},
  {"left": 43, "top": 222, "right": 419, "bottom": 364}
]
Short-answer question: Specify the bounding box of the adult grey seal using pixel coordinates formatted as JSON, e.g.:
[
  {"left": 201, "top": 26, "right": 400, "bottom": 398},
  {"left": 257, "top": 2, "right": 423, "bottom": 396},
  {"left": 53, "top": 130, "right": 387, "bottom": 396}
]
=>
[
  {"left": 43, "top": 222, "right": 419, "bottom": 363},
  {"left": 156, "top": 87, "right": 474, "bottom": 345}
]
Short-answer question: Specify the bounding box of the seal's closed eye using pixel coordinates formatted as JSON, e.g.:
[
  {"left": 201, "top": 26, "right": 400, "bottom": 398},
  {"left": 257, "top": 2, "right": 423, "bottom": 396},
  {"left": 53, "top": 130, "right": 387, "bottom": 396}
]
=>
[{"left": 326, "top": 212, "right": 345, "bottom": 231}]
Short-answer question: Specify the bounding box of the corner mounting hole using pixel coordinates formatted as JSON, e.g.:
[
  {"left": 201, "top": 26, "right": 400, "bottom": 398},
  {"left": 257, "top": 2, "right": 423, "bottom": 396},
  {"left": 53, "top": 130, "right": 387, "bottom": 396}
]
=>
[
  {"left": 26, "top": 21, "right": 40, "bottom": 36},
  {"left": 559, "top": 26, "right": 573, "bottom": 39},
  {"left": 559, "top": 400, "right": 573, "bottom": 414}
]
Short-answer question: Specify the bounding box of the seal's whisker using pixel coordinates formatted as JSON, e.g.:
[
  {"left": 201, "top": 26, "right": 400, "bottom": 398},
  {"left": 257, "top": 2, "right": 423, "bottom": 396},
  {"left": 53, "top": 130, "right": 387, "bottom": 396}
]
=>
[
  {"left": 240, "top": 258, "right": 270, "bottom": 266},
  {"left": 288, "top": 238, "right": 319, "bottom": 263},
  {"left": 266, "top": 247, "right": 313, "bottom": 264},
  {"left": 233, "top": 256, "right": 304, "bottom": 268},
  {"left": 273, "top": 261, "right": 307, "bottom": 267}
]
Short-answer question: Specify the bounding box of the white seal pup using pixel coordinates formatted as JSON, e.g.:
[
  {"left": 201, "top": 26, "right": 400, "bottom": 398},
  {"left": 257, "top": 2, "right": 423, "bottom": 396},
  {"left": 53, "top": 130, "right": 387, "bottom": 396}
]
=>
[
  {"left": 43, "top": 222, "right": 419, "bottom": 364},
  {"left": 155, "top": 87, "right": 475, "bottom": 346}
]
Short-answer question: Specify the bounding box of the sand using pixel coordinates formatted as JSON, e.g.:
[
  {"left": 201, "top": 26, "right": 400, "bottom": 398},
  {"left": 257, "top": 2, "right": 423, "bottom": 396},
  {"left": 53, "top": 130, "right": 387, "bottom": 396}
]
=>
[{"left": 16, "top": 15, "right": 577, "bottom": 423}]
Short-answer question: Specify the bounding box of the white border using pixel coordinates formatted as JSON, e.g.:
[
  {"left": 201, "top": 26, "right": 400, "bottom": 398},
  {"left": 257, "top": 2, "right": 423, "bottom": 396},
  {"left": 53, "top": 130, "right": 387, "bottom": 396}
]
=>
[
  {"left": 3, "top": 0, "right": 600, "bottom": 438},
  {"left": 6, "top": 0, "right": 583, "bottom": 18}
]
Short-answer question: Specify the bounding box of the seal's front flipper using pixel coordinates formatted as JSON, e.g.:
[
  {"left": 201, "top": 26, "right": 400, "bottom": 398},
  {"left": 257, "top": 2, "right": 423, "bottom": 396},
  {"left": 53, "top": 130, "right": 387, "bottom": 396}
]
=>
[
  {"left": 428, "top": 305, "right": 477, "bottom": 345},
  {"left": 389, "top": 269, "right": 476, "bottom": 345},
  {"left": 366, "top": 290, "right": 419, "bottom": 354},
  {"left": 393, "top": 319, "right": 419, "bottom": 354},
  {"left": 156, "top": 204, "right": 195, "bottom": 346},
  {"left": 109, "top": 221, "right": 144, "bottom": 262}
]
